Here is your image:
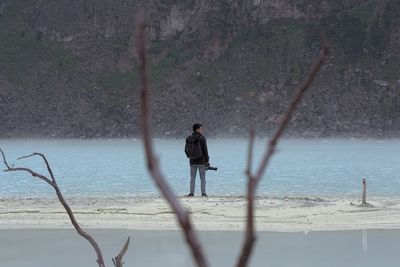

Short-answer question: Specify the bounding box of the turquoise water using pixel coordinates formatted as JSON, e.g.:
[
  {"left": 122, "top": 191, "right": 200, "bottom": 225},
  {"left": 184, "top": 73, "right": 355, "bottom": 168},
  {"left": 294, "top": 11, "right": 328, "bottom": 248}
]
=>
[{"left": 0, "top": 139, "right": 399, "bottom": 197}]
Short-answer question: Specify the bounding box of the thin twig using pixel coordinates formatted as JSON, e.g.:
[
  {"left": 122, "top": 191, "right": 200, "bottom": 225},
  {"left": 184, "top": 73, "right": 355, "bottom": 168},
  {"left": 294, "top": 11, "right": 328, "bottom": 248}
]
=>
[
  {"left": 245, "top": 129, "right": 255, "bottom": 176},
  {"left": 0, "top": 148, "right": 11, "bottom": 169},
  {"left": 0, "top": 148, "right": 108, "bottom": 267},
  {"left": 237, "top": 128, "right": 257, "bottom": 267},
  {"left": 254, "top": 41, "right": 330, "bottom": 184},
  {"left": 18, "top": 153, "right": 56, "bottom": 182},
  {"left": 1, "top": 149, "right": 54, "bottom": 186},
  {"left": 113, "top": 237, "right": 130, "bottom": 267},
  {"left": 236, "top": 40, "right": 330, "bottom": 267},
  {"left": 4, "top": 167, "right": 54, "bottom": 186},
  {"left": 136, "top": 14, "right": 209, "bottom": 267}
]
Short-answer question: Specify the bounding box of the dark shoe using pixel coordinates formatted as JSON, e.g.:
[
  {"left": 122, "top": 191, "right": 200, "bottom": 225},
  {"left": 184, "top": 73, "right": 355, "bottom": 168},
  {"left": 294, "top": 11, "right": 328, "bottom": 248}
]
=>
[
  {"left": 187, "top": 193, "right": 194, "bottom": 197},
  {"left": 201, "top": 193, "right": 208, "bottom": 197}
]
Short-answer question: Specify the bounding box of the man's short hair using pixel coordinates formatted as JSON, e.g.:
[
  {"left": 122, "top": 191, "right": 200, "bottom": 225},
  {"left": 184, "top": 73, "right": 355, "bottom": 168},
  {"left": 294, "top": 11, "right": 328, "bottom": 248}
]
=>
[{"left": 193, "top": 123, "right": 202, "bottom": 132}]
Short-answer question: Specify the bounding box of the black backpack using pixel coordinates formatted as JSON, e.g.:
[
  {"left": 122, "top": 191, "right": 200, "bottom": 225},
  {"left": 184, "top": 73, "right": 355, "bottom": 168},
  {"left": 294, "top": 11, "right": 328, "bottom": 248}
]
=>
[{"left": 185, "top": 135, "right": 203, "bottom": 159}]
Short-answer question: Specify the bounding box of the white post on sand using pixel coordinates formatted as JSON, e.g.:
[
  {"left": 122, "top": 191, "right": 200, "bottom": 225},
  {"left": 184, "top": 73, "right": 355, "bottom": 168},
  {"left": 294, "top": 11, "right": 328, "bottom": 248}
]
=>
[{"left": 362, "top": 178, "right": 367, "bottom": 205}]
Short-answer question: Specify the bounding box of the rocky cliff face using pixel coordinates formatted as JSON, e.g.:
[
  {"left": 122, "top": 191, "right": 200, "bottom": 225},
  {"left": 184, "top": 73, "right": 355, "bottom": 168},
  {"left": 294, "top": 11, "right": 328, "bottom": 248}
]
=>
[{"left": 0, "top": 0, "right": 399, "bottom": 138}]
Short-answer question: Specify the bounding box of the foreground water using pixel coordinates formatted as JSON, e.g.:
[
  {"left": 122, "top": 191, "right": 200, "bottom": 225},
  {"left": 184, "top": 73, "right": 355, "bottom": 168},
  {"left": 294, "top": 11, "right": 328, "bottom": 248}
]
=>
[
  {"left": 0, "top": 139, "right": 399, "bottom": 197},
  {"left": 1, "top": 229, "right": 399, "bottom": 267}
]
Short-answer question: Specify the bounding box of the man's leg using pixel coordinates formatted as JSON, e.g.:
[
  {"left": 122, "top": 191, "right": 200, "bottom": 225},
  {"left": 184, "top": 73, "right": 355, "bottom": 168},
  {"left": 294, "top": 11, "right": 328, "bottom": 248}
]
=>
[
  {"left": 190, "top": 165, "right": 198, "bottom": 195},
  {"left": 199, "top": 166, "right": 206, "bottom": 195}
]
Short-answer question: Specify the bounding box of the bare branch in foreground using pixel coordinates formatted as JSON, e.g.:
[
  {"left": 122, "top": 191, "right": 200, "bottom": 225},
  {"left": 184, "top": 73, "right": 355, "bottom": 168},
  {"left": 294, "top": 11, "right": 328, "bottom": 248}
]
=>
[
  {"left": 236, "top": 41, "right": 330, "bottom": 267},
  {"left": 1, "top": 148, "right": 130, "bottom": 267},
  {"left": 245, "top": 129, "right": 255, "bottom": 177},
  {"left": 136, "top": 15, "right": 209, "bottom": 267},
  {"left": 1, "top": 149, "right": 54, "bottom": 186},
  {"left": 113, "top": 237, "right": 130, "bottom": 267},
  {"left": 18, "top": 153, "right": 56, "bottom": 182},
  {"left": 0, "top": 148, "right": 11, "bottom": 169}
]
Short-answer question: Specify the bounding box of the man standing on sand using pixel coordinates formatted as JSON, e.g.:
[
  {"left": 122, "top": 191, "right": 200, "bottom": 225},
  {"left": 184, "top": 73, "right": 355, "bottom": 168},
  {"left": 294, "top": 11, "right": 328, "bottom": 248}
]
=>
[{"left": 185, "top": 123, "right": 209, "bottom": 197}]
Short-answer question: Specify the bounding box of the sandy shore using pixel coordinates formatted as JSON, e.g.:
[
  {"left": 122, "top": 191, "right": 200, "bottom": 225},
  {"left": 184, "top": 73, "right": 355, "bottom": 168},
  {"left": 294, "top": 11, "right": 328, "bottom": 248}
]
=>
[{"left": 1, "top": 195, "right": 400, "bottom": 231}]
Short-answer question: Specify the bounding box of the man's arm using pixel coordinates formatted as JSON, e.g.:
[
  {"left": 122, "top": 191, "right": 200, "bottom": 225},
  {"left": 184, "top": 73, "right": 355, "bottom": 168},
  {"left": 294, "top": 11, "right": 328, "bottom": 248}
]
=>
[{"left": 201, "top": 137, "right": 209, "bottom": 163}]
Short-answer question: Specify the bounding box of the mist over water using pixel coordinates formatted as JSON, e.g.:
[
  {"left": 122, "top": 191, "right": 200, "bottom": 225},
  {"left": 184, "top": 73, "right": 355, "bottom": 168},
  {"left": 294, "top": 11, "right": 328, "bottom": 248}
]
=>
[{"left": 0, "top": 139, "right": 399, "bottom": 198}]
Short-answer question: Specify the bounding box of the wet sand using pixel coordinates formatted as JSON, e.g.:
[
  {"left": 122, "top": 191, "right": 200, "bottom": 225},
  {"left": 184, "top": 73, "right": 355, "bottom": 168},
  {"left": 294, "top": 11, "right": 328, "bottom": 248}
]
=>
[
  {"left": 2, "top": 196, "right": 400, "bottom": 266},
  {"left": 1, "top": 196, "right": 400, "bottom": 231},
  {"left": 1, "top": 229, "right": 399, "bottom": 267}
]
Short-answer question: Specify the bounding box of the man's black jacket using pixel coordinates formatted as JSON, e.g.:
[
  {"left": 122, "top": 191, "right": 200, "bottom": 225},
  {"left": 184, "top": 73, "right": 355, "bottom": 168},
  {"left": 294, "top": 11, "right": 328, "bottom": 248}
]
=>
[{"left": 189, "top": 132, "right": 209, "bottom": 166}]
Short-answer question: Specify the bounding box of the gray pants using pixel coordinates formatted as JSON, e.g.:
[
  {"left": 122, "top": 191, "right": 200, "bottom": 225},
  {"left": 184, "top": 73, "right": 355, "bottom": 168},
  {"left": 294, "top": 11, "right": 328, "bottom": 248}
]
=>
[{"left": 190, "top": 165, "right": 206, "bottom": 195}]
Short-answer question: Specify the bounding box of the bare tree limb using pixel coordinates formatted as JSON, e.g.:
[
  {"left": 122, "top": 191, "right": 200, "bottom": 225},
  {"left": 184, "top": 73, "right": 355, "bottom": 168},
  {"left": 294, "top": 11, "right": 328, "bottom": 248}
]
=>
[
  {"left": 237, "top": 128, "right": 257, "bottom": 267},
  {"left": 0, "top": 148, "right": 11, "bottom": 169},
  {"left": 1, "top": 149, "right": 54, "bottom": 186},
  {"left": 245, "top": 129, "right": 255, "bottom": 177},
  {"left": 136, "top": 14, "right": 209, "bottom": 267},
  {"left": 236, "top": 40, "right": 330, "bottom": 267},
  {"left": 18, "top": 153, "right": 56, "bottom": 182},
  {"left": 0, "top": 148, "right": 109, "bottom": 267},
  {"left": 254, "top": 40, "right": 330, "bottom": 184},
  {"left": 113, "top": 237, "right": 130, "bottom": 267}
]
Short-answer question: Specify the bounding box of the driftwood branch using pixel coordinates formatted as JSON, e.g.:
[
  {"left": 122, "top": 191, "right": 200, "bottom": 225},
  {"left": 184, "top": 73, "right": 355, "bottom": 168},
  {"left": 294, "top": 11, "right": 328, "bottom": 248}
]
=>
[
  {"left": 236, "top": 40, "right": 330, "bottom": 267},
  {"left": 245, "top": 129, "right": 255, "bottom": 176},
  {"left": 18, "top": 153, "right": 56, "bottom": 182},
  {"left": 136, "top": 15, "right": 209, "bottom": 267},
  {"left": 1, "top": 149, "right": 54, "bottom": 186},
  {"left": 1, "top": 148, "right": 130, "bottom": 267},
  {"left": 113, "top": 237, "right": 130, "bottom": 267},
  {"left": 0, "top": 148, "right": 11, "bottom": 169}
]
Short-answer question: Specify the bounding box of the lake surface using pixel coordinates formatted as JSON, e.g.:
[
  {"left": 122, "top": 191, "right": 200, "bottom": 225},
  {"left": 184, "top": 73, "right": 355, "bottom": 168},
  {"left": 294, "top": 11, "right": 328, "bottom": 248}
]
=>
[
  {"left": 1, "top": 229, "right": 399, "bottom": 267},
  {"left": 0, "top": 139, "right": 399, "bottom": 197}
]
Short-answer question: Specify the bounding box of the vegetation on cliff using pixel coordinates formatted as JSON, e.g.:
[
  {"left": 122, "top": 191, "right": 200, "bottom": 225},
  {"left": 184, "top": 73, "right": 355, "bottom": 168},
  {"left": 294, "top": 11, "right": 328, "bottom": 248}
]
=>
[{"left": 0, "top": 0, "right": 399, "bottom": 138}]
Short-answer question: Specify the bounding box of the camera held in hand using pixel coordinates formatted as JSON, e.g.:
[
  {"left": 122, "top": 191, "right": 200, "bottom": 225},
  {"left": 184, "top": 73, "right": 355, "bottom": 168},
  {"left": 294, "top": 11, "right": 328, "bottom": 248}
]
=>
[{"left": 205, "top": 163, "right": 217, "bottom": 171}]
